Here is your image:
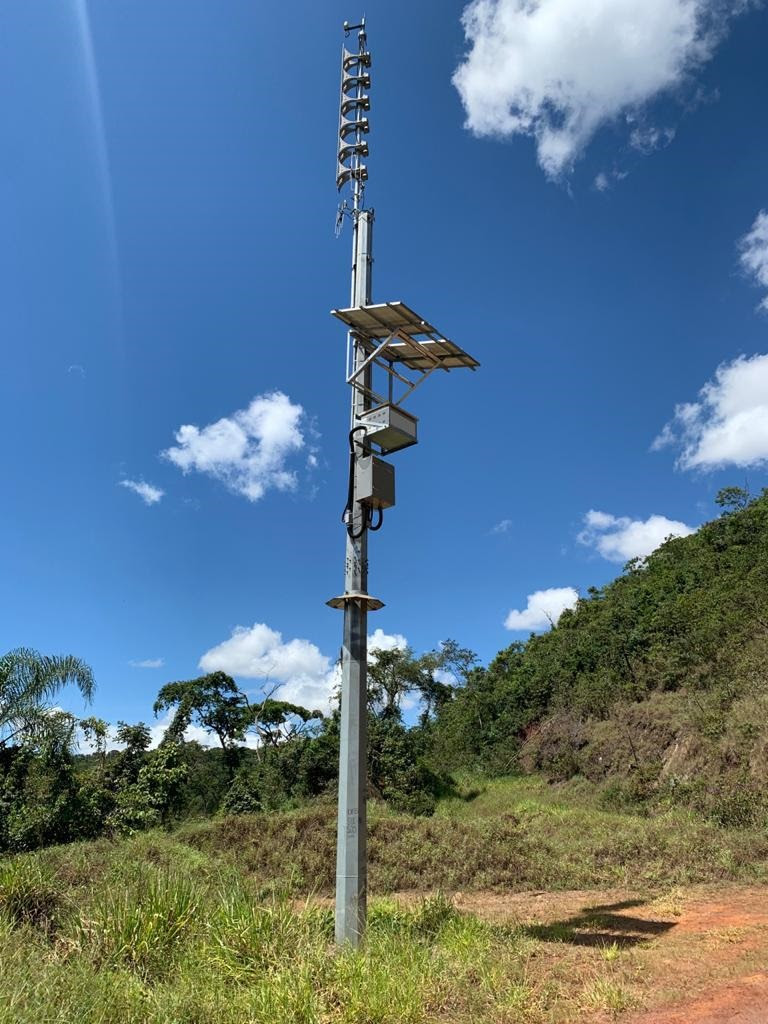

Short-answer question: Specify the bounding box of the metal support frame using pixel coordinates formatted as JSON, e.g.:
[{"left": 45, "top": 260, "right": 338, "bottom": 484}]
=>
[{"left": 345, "top": 330, "right": 445, "bottom": 410}]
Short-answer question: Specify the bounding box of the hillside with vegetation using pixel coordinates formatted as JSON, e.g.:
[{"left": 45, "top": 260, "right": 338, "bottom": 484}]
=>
[
  {"left": 4, "top": 777, "right": 768, "bottom": 1023},
  {"left": 3, "top": 487, "right": 768, "bottom": 1022},
  {"left": 2, "top": 487, "right": 768, "bottom": 854},
  {"left": 431, "top": 486, "right": 768, "bottom": 826}
]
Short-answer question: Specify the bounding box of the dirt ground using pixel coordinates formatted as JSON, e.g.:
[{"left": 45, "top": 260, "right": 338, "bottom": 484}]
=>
[{"left": 402, "top": 885, "right": 768, "bottom": 1022}]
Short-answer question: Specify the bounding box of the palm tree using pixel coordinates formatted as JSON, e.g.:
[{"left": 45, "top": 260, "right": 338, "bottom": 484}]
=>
[{"left": 0, "top": 648, "right": 94, "bottom": 750}]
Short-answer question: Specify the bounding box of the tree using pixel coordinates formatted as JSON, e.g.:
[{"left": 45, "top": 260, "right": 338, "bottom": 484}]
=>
[
  {"left": 106, "top": 742, "right": 188, "bottom": 835},
  {"left": 154, "top": 673, "right": 323, "bottom": 754},
  {"left": 0, "top": 709, "right": 84, "bottom": 852},
  {"left": 248, "top": 699, "right": 323, "bottom": 750},
  {"left": 153, "top": 672, "right": 248, "bottom": 751},
  {"left": 367, "top": 646, "right": 424, "bottom": 720},
  {"left": 0, "top": 649, "right": 94, "bottom": 751},
  {"left": 110, "top": 722, "right": 152, "bottom": 788},
  {"left": 79, "top": 716, "right": 109, "bottom": 777},
  {"left": 715, "top": 486, "right": 751, "bottom": 515},
  {"left": 418, "top": 640, "right": 477, "bottom": 726},
  {"left": 367, "top": 639, "right": 477, "bottom": 724}
]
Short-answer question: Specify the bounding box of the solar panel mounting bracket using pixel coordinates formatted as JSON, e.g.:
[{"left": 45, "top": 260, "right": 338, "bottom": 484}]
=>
[{"left": 331, "top": 301, "right": 479, "bottom": 412}]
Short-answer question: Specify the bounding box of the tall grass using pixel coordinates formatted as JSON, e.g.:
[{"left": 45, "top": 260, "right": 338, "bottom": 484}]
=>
[
  {"left": 178, "top": 776, "right": 768, "bottom": 895},
  {"left": 76, "top": 870, "right": 200, "bottom": 979},
  {"left": 0, "top": 856, "right": 62, "bottom": 935},
  {"left": 207, "top": 887, "right": 332, "bottom": 978},
  {"left": 3, "top": 775, "right": 768, "bottom": 1022},
  {"left": 0, "top": 863, "right": 531, "bottom": 1024}
]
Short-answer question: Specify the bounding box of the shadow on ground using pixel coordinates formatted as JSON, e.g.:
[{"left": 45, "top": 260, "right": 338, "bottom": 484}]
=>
[{"left": 522, "top": 899, "right": 677, "bottom": 949}]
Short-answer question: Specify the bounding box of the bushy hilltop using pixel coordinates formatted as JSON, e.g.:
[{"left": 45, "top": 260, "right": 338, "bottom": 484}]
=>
[{"left": 430, "top": 487, "right": 768, "bottom": 824}]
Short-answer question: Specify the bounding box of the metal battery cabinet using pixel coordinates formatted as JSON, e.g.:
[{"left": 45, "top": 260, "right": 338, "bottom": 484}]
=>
[
  {"left": 358, "top": 404, "right": 417, "bottom": 453},
  {"left": 356, "top": 455, "right": 395, "bottom": 508}
]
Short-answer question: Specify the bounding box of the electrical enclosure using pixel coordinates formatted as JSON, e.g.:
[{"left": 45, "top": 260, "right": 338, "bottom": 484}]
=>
[
  {"left": 358, "top": 404, "right": 418, "bottom": 453},
  {"left": 357, "top": 455, "right": 395, "bottom": 509}
]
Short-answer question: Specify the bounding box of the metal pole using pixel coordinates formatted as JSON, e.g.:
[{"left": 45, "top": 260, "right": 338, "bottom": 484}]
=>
[
  {"left": 335, "top": 209, "right": 372, "bottom": 948},
  {"left": 330, "top": 16, "right": 477, "bottom": 945},
  {"left": 335, "top": 18, "right": 372, "bottom": 948}
]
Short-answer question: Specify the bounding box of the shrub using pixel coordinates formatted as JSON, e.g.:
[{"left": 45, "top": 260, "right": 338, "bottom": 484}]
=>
[
  {"left": 707, "top": 775, "right": 766, "bottom": 829},
  {"left": 410, "top": 891, "right": 458, "bottom": 938},
  {"left": 220, "top": 769, "right": 263, "bottom": 815}
]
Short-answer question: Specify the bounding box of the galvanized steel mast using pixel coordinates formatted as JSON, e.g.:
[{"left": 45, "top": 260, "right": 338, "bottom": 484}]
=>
[
  {"left": 328, "top": 17, "right": 479, "bottom": 949},
  {"left": 334, "top": 17, "right": 373, "bottom": 948}
]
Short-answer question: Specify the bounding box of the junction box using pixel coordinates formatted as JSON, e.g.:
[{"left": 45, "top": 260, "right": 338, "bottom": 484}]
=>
[
  {"left": 358, "top": 404, "right": 418, "bottom": 454},
  {"left": 357, "top": 455, "right": 395, "bottom": 509}
]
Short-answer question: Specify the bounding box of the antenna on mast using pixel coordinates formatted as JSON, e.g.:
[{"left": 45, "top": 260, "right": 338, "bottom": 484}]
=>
[{"left": 336, "top": 16, "right": 371, "bottom": 227}]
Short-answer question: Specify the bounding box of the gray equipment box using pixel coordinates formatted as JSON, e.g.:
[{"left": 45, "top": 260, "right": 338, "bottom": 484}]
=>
[
  {"left": 358, "top": 404, "right": 418, "bottom": 453},
  {"left": 357, "top": 455, "right": 395, "bottom": 509}
]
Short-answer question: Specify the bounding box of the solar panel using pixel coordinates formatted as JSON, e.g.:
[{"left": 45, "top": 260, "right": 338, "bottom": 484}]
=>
[{"left": 331, "top": 301, "right": 479, "bottom": 371}]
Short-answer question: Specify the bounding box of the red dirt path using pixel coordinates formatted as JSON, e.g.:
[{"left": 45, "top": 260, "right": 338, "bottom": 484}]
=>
[
  {"left": 404, "top": 885, "right": 768, "bottom": 1022},
  {"left": 630, "top": 973, "right": 768, "bottom": 1024},
  {"left": 309, "top": 886, "right": 768, "bottom": 1019}
]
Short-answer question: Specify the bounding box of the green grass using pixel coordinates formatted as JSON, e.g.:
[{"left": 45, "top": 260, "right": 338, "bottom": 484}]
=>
[
  {"left": 0, "top": 857, "right": 63, "bottom": 935},
  {"left": 582, "top": 977, "right": 637, "bottom": 1014},
  {"left": 172, "top": 775, "right": 768, "bottom": 895},
  {"left": 0, "top": 860, "right": 531, "bottom": 1024},
  {"left": 3, "top": 774, "right": 768, "bottom": 1022}
]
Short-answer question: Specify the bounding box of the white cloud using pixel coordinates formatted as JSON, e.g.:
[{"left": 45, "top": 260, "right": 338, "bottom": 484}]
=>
[
  {"left": 199, "top": 622, "right": 335, "bottom": 712},
  {"left": 627, "top": 120, "right": 676, "bottom": 155},
  {"left": 594, "top": 172, "right": 611, "bottom": 192},
  {"left": 578, "top": 509, "right": 695, "bottom": 562},
  {"left": 368, "top": 629, "right": 408, "bottom": 653},
  {"left": 200, "top": 623, "right": 329, "bottom": 680},
  {"left": 739, "top": 210, "right": 768, "bottom": 311},
  {"left": 147, "top": 711, "right": 228, "bottom": 750},
  {"left": 504, "top": 587, "right": 578, "bottom": 631},
  {"left": 593, "top": 168, "right": 629, "bottom": 192},
  {"left": 119, "top": 479, "right": 164, "bottom": 505},
  {"left": 128, "top": 658, "right": 164, "bottom": 669},
  {"left": 162, "top": 391, "right": 306, "bottom": 503},
  {"left": 198, "top": 622, "right": 413, "bottom": 713},
  {"left": 654, "top": 353, "right": 768, "bottom": 469},
  {"left": 453, "top": 0, "right": 749, "bottom": 178},
  {"left": 490, "top": 518, "right": 513, "bottom": 534}
]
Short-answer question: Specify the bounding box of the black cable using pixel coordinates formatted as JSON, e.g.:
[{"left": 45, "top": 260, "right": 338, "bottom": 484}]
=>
[
  {"left": 368, "top": 507, "right": 384, "bottom": 531},
  {"left": 343, "top": 426, "right": 369, "bottom": 540},
  {"left": 347, "top": 515, "right": 368, "bottom": 540}
]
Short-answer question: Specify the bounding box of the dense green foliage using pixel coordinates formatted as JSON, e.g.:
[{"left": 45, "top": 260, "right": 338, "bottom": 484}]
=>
[
  {"left": 0, "top": 643, "right": 467, "bottom": 851},
  {"left": 3, "top": 487, "right": 768, "bottom": 852},
  {"left": 426, "top": 487, "right": 768, "bottom": 823},
  {"left": 0, "top": 649, "right": 95, "bottom": 850}
]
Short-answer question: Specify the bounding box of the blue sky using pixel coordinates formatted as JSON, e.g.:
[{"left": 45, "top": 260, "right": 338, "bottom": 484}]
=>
[{"left": 2, "top": 0, "right": 768, "bottom": 733}]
